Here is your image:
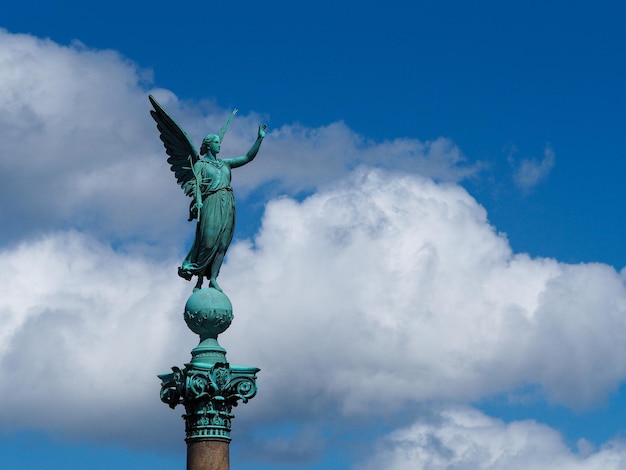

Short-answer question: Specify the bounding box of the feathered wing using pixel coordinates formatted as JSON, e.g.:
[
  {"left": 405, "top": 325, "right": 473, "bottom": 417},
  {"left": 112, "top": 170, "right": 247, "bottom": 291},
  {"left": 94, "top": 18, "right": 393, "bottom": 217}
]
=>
[{"left": 148, "top": 95, "right": 199, "bottom": 196}]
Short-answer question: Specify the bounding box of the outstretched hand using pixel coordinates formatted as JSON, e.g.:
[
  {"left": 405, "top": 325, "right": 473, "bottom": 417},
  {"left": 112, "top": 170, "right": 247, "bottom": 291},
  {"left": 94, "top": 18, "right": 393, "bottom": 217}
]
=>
[{"left": 258, "top": 124, "right": 267, "bottom": 139}]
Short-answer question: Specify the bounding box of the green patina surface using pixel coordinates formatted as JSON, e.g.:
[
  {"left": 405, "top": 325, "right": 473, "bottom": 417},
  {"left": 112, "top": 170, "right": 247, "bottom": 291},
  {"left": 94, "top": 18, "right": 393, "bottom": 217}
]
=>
[
  {"left": 150, "top": 96, "right": 262, "bottom": 443},
  {"left": 157, "top": 287, "right": 260, "bottom": 441},
  {"left": 149, "top": 95, "right": 266, "bottom": 293}
]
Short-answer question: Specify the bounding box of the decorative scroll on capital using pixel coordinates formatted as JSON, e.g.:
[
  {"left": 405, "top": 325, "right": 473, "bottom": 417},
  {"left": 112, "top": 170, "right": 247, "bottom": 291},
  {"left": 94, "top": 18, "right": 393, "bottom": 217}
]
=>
[{"left": 158, "top": 362, "right": 259, "bottom": 442}]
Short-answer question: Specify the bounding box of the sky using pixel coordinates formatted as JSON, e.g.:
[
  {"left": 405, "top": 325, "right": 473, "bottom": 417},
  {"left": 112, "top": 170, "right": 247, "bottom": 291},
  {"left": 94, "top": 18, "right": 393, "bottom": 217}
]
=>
[{"left": 1, "top": 1, "right": 626, "bottom": 468}]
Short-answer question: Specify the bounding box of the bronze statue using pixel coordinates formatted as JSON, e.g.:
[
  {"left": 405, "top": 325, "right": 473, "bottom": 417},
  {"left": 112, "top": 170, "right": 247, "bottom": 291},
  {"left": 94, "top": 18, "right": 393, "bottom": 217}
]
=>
[{"left": 149, "top": 95, "right": 266, "bottom": 292}]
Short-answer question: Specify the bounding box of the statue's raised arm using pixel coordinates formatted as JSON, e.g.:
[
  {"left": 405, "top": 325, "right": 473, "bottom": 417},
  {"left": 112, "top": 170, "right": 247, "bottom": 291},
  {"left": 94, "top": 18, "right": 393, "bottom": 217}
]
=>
[
  {"left": 224, "top": 124, "right": 267, "bottom": 169},
  {"left": 149, "top": 95, "right": 266, "bottom": 293}
]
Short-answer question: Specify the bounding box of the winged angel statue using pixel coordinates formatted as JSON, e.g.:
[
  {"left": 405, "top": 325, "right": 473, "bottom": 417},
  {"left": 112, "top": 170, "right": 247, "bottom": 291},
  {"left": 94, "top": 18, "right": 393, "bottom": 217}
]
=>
[{"left": 149, "top": 95, "right": 266, "bottom": 292}]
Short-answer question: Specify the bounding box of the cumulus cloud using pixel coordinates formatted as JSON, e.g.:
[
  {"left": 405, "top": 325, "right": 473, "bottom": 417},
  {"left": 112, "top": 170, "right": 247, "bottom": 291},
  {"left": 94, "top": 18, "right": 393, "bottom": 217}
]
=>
[
  {"left": 233, "top": 122, "right": 480, "bottom": 196},
  {"left": 0, "top": 231, "right": 192, "bottom": 447},
  {"left": 0, "top": 29, "right": 183, "bottom": 247},
  {"left": 0, "top": 29, "right": 479, "bottom": 250},
  {"left": 3, "top": 169, "right": 626, "bottom": 457},
  {"left": 361, "top": 406, "right": 626, "bottom": 469},
  {"left": 223, "top": 169, "right": 626, "bottom": 418},
  {"left": 2, "top": 28, "right": 626, "bottom": 466}
]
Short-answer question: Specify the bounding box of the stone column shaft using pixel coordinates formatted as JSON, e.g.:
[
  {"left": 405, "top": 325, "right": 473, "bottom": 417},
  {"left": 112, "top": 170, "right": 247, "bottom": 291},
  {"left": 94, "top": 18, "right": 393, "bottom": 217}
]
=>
[{"left": 187, "top": 440, "right": 229, "bottom": 470}]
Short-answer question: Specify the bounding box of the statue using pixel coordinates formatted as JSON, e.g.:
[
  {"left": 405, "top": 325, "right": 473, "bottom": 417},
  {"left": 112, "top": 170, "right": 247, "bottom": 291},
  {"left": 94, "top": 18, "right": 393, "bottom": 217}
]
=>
[
  {"left": 149, "top": 95, "right": 266, "bottom": 292},
  {"left": 151, "top": 94, "right": 262, "bottom": 459}
]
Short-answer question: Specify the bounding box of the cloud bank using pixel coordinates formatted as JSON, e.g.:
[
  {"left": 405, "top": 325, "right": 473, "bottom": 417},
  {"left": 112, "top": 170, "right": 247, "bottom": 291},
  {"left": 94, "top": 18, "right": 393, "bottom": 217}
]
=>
[
  {"left": 223, "top": 169, "right": 626, "bottom": 417},
  {"left": 3, "top": 169, "right": 626, "bottom": 457},
  {"left": 362, "top": 407, "right": 626, "bottom": 469},
  {"left": 2, "top": 28, "right": 626, "bottom": 467},
  {"left": 0, "top": 28, "right": 478, "bottom": 249}
]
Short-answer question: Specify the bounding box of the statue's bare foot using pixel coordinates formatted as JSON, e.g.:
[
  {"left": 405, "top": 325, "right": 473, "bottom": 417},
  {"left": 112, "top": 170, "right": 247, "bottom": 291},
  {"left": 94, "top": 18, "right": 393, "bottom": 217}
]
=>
[
  {"left": 193, "top": 276, "right": 203, "bottom": 292},
  {"left": 209, "top": 278, "right": 222, "bottom": 292}
]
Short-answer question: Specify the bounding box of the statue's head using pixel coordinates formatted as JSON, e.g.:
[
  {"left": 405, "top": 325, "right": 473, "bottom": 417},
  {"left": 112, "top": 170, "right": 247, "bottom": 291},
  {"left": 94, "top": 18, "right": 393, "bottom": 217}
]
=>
[
  {"left": 200, "top": 134, "right": 221, "bottom": 156},
  {"left": 199, "top": 108, "right": 237, "bottom": 156}
]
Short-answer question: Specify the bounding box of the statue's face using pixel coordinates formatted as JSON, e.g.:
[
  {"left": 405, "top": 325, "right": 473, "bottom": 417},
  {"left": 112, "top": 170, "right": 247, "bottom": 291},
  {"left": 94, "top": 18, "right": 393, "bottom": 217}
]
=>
[{"left": 209, "top": 137, "right": 221, "bottom": 154}]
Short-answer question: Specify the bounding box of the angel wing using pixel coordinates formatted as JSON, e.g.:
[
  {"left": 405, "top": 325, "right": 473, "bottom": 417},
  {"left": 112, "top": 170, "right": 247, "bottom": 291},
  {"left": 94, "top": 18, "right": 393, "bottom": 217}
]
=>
[{"left": 149, "top": 95, "right": 199, "bottom": 196}]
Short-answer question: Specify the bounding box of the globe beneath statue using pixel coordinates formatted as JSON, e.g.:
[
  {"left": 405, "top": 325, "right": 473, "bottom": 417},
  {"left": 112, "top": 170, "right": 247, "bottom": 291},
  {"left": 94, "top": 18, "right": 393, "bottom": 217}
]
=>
[{"left": 184, "top": 288, "right": 234, "bottom": 340}]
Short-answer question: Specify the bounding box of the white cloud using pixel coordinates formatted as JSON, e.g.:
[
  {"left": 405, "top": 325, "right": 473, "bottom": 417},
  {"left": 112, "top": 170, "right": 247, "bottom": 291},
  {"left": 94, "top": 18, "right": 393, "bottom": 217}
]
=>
[
  {"left": 0, "top": 29, "right": 479, "bottom": 250},
  {"left": 0, "top": 29, "right": 182, "bottom": 247},
  {"left": 0, "top": 231, "right": 192, "bottom": 446},
  {"left": 222, "top": 169, "right": 626, "bottom": 418},
  {"left": 233, "top": 122, "right": 480, "bottom": 196},
  {"left": 2, "top": 29, "right": 626, "bottom": 466},
  {"left": 512, "top": 145, "right": 556, "bottom": 191},
  {"left": 361, "top": 406, "right": 626, "bottom": 469},
  {"left": 2, "top": 169, "right": 626, "bottom": 456}
]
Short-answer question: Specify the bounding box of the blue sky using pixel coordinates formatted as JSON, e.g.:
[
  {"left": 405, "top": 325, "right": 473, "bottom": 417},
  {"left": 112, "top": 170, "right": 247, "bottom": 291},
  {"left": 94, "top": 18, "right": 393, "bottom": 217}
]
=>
[{"left": 1, "top": 1, "right": 626, "bottom": 468}]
